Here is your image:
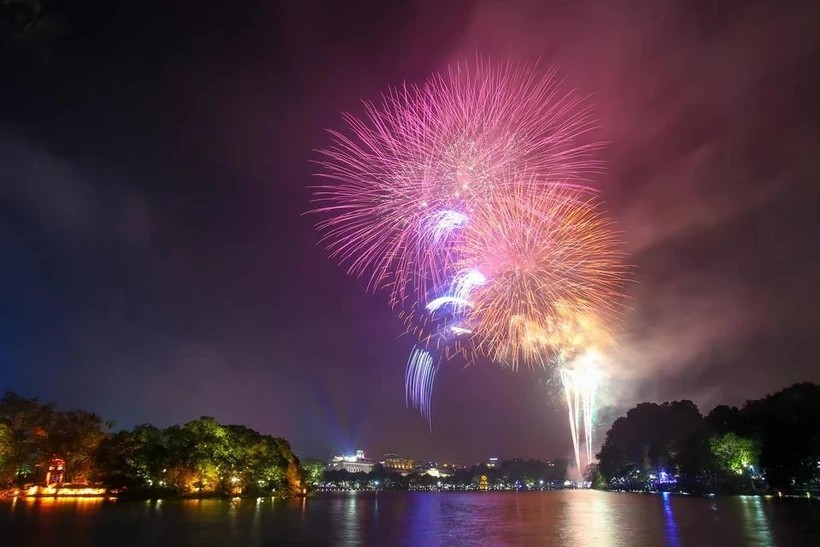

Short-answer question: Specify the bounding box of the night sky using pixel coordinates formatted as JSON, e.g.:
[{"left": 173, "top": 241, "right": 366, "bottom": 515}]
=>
[{"left": 2, "top": 0, "right": 819, "bottom": 464}]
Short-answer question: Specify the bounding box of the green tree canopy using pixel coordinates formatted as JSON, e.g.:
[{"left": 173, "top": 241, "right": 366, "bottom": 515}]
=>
[{"left": 710, "top": 432, "right": 760, "bottom": 475}]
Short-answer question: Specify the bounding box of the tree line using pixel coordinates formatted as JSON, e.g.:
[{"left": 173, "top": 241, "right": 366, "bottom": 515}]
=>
[
  {"left": 0, "top": 390, "right": 305, "bottom": 497},
  {"left": 594, "top": 382, "right": 820, "bottom": 494}
]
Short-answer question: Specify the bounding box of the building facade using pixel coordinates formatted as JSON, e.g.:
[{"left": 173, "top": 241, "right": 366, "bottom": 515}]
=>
[
  {"left": 328, "top": 449, "right": 375, "bottom": 473},
  {"left": 381, "top": 453, "right": 414, "bottom": 474}
]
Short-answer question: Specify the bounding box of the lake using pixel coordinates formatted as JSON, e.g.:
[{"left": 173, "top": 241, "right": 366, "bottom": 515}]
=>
[{"left": 1, "top": 490, "right": 818, "bottom": 546}]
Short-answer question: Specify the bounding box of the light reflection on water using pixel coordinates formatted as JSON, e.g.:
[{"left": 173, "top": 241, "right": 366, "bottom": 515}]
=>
[
  {"left": 22, "top": 496, "right": 106, "bottom": 511},
  {"left": 560, "top": 490, "right": 618, "bottom": 546},
  {"left": 740, "top": 495, "right": 775, "bottom": 546},
  {"left": 662, "top": 492, "right": 681, "bottom": 547},
  {"left": 1, "top": 491, "right": 816, "bottom": 547}
]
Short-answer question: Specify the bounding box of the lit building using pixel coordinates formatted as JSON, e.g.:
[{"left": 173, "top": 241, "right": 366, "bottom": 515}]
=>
[
  {"left": 381, "top": 453, "right": 414, "bottom": 474},
  {"left": 328, "top": 449, "right": 375, "bottom": 473},
  {"left": 422, "top": 467, "right": 451, "bottom": 478},
  {"left": 487, "top": 457, "right": 499, "bottom": 468}
]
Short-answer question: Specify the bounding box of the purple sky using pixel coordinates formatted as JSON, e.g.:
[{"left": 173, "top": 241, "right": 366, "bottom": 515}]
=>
[{"left": 1, "top": 0, "right": 819, "bottom": 463}]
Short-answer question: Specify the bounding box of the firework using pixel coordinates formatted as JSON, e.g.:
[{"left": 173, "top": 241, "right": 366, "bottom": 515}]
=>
[
  {"left": 312, "top": 59, "right": 602, "bottom": 307},
  {"left": 457, "top": 180, "right": 624, "bottom": 368},
  {"left": 311, "top": 59, "right": 627, "bottom": 435},
  {"left": 405, "top": 346, "right": 438, "bottom": 426},
  {"left": 559, "top": 349, "right": 603, "bottom": 477}
]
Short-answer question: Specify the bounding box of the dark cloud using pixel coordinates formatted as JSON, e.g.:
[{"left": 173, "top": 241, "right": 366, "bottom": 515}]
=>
[{"left": 1, "top": 0, "right": 818, "bottom": 463}]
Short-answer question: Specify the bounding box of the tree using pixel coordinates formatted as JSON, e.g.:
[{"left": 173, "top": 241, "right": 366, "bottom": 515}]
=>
[
  {"left": 706, "top": 405, "right": 744, "bottom": 435},
  {"left": 301, "top": 458, "right": 326, "bottom": 487},
  {"left": 0, "top": 421, "right": 10, "bottom": 484},
  {"left": 46, "top": 409, "right": 107, "bottom": 483},
  {"left": 95, "top": 417, "right": 305, "bottom": 497},
  {"left": 96, "top": 425, "right": 169, "bottom": 492},
  {"left": 742, "top": 383, "right": 820, "bottom": 489},
  {"left": 597, "top": 400, "right": 706, "bottom": 490},
  {"left": 0, "top": 390, "right": 54, "bottom": 484},
  {"left": 710, "top": 432, "right": 760, "bottom": 476}
]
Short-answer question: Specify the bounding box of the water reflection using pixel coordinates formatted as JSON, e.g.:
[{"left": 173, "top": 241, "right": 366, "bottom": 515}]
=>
[
  {"left": 339, "top": 491, "right": 363, "bottom": 544},
  {"left": 740, "top": 496, "right": 774, "bottom": 546},
  {"left": 22, "top": 496, "right": 106, "bottom": 512},
  {"left": 1, "top": 491, "right": 815, "bottom": 547},
  {"left": 560, "top": 491, "right": 618, "bottom": 546},
  {"left": 661, "top": 492, "right": 681, "bottom": 547},
  {"left": 405, "top": 492, "right": 442, "bottom": 546}
]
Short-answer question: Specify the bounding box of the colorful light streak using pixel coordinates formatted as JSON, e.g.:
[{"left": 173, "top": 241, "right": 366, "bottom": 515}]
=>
[
  {"left": 405, "top": 346, "right": 438, "bottom": 426},
  {"left": 425, "top": 295, "right": 473, "bottom": 313},
  {"left": 428, "top": 210, "right": 468, "bottom": 243}
]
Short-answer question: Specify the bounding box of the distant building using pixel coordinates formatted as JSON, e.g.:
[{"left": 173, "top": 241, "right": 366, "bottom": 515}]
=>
[
  {"left": 381, "top": 453, "right": 414, "bottom": 474},
  {"left": 328, "top": 449, "right": 375, "bottom": 473},
  {"left": 487, "top": 457, "right": 499, "bottom": 468},
  {"left": 422, "top": 467, "right": 451, "bottom": 478}
]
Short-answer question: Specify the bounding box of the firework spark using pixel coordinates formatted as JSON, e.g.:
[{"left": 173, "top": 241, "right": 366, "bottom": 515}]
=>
[
  {"left": 458, "top": 180, "right": 625, "bottom": 368},
  {"left": 312, "top": 59, "right": 603, "bottom": 307}
]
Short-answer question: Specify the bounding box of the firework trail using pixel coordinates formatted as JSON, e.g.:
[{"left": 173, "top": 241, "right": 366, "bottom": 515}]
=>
[{"left": 405, "top": 346, "right": 438, "bottom": 425}]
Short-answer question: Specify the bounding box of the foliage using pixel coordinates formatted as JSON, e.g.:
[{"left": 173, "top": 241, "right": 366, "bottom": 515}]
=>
[
  {"left": 0, "top": 390, "right": 305, "bottom": 496},
  {"left": 742, "top": 382, "right": 820, "bottom": 490},
  {"left": 0, "top": 390, "right": 58, "bottom": 485},
  {"left": 46, "top": 409, "right": 108, "bottom": 483},
  {"left": 710, "top": 433, "right": 760, "bottom": 476},
  {"left": 301, "top": 458, "right": 326, "bottom": 487},
  {"left": 97, "top": 417, "right": 304, "bottom": 497},
  {"left": 0, "top": 421, "right": 9, "bottom": 479},
  {"left": 597, "top": 400, "right": 706, "bottom": 491},
  {"left": 597, "top": 383, "right": 820, "bottom": 494}
]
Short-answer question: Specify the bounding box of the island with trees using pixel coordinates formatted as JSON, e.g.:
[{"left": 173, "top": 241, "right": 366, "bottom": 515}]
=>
[{"left": 0, "top": 390, "right": 305, "bottom": 498}]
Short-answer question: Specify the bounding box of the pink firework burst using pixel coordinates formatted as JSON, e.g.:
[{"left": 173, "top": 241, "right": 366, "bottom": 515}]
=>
[{"left": 311, "top": 59, "right": 603, "bottom": 310}]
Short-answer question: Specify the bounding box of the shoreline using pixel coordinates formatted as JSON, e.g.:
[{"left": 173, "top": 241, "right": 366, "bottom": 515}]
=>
[
  {"left": 0, "top": 488, "right": 308, "bottom": 501},
  {"left": 3, "top": 489, "right": 817, "bottom": 502}
]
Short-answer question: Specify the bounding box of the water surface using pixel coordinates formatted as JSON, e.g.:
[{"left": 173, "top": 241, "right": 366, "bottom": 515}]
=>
[{"left": 2, "top": 490, "right": 818, "bottom": 546}]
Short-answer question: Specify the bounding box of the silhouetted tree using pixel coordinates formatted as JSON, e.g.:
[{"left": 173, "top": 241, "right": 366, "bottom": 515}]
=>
[{"left": 742, "top": 383, "right": 820, "bottom": 490}]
